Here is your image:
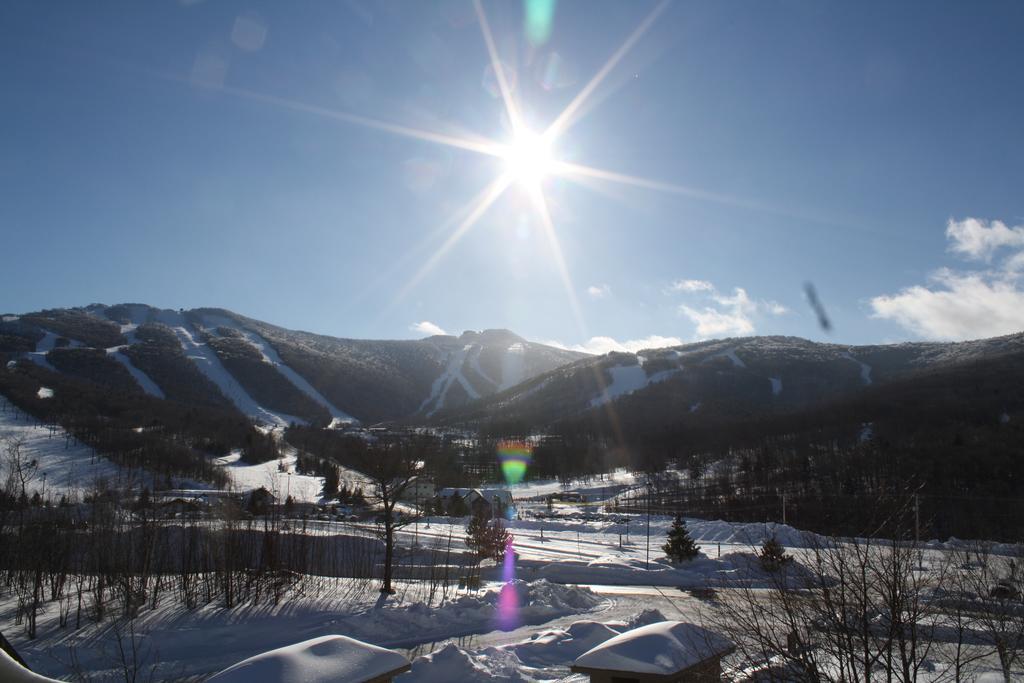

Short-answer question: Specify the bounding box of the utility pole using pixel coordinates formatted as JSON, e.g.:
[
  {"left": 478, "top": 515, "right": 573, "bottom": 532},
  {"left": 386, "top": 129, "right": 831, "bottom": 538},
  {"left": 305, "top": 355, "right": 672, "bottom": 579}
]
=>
[
  {"left": 914, "top": 494, "right": 919, "bottom": 546},
  {"left": 782, "top": 493, "right": 786, "bottom": 526},
  {"left": 645, "top": 481, "right": 651, "bottom": 571}
]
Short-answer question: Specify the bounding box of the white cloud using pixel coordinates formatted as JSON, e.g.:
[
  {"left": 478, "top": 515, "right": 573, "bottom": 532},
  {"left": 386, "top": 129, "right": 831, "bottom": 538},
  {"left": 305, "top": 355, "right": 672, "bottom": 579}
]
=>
[
  {"left": 871, "top": 269, "right": 1024, "bottom": 340},
  {"left": 410, "top": 321, "right": 447, "bottom": 336},
  {"left": 871, "top": 217, "right": 1024, "bottom": 341},
  {"left": 587, "top": 284, "right": 611, "bottom": 299},
  {"left": 946, "top": 217, "right": 1024, "bottom": 261},
  {"left": 679, "top": 304, "right": 756, "bottom": 338},
  {"left": 543, "top": 335, "right": 683, "bottom": 355},
  {"left": 668, "top": 279, "right": 715, "bottom": 293},
  {"left": 669, "top": 281, "right": 787, "bottom": 340}
]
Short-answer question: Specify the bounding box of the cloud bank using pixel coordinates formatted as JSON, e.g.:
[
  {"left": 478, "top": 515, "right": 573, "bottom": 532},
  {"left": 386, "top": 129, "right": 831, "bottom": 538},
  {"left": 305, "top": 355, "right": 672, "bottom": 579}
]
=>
[
  {"left": 870, "top": 218, "right": 1024, "bottom": 340},
  {"left": 670, "top": 280, "right": 788, "bottom": 339},
  {"left": 544, "top": 334, "right": 684, "bottom": 355}
]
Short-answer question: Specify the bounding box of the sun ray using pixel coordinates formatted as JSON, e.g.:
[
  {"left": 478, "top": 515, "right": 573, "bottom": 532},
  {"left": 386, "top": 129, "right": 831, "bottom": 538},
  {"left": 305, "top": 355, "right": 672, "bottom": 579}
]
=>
[
  {"left": 474, "top": 0, "right": 523, "bottom": 134},
  {"left": 391, "top": 173, "right": 514, "bottom": 306},
  {"left": 526, "top": 186, "right": 588, "bottom": 339},
  {"left": 194, "top": 80, "right": 505, "bottom": 159},
  {"left": 554, "top": 160, "right": 751, "bottom": 206},
  {"left": 544, "top": 0, "right": 670, "bottom": 141}
]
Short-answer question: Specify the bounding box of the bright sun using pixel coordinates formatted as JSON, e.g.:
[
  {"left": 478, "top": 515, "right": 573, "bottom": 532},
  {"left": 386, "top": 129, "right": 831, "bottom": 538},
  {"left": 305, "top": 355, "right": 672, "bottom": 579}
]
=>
[{"left": 502, "top": 129, "right": 555, "bottom": 186}]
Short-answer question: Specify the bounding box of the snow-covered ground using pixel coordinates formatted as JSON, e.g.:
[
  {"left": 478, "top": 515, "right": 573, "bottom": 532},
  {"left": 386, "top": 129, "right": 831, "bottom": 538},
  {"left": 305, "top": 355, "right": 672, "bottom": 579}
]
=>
[
  {"left": 3, "top": 579, "right": 604, "bottom": 681},
  {"left": 0, "top": 397, "right": 143, "bottom": 499}
]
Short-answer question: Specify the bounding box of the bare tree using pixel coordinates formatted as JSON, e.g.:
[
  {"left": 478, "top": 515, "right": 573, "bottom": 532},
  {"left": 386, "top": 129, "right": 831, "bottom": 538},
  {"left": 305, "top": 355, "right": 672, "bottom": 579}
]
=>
[{"left": 354, "top": 438, "right": 425, "bottom": 594}]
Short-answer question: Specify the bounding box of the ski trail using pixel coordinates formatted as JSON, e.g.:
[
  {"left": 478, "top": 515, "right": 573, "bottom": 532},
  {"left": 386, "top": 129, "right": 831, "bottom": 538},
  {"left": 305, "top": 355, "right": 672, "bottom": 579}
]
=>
[
  {"left": 841, "top": 351, "right": 873, "bottom": 385},
  {"left": 590, "top": 364, "right": 680, "bottom": 408},
  {"left": 199, "top": 315, "right": 357, "bottom": 425},
  {"left": 420, "top": 344, "right": 479, "bottom": 416},
  {"left": 109, "top": 351, "right": 165, "bottom": 398},
  {"left": 499, "top": 342, "right": 526, "bottom": 391},
  {"left": 154, "top": 311, "right": 303, "bottom": 427}
]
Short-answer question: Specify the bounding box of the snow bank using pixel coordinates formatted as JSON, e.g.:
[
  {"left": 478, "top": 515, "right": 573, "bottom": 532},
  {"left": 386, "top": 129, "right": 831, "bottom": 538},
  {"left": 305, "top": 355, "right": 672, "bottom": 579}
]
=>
[
  {"left": 207, "top": 635, "right": 410, "bottom": 683},
  {"left": 573, "top": 621, "right": 734, "bottom": 676},
  {"left": 350, "top": 580, "right": 601, "bottom": 648},
  {"left": 401, "top": 609, "right": 668, "bottom": 682},
  {"left": 400, "top": 643, "right": 528, "bottom": 682}
]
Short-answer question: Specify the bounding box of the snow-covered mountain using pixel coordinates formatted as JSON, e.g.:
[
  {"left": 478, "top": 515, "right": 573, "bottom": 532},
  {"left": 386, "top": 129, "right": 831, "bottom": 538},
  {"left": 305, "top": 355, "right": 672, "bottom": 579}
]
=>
[
  {"left": 0, "top": 304, "right": 586, "bottom": 425},
  {"left": 431, "top": 333, "right": 1024, "bottom": 427}
]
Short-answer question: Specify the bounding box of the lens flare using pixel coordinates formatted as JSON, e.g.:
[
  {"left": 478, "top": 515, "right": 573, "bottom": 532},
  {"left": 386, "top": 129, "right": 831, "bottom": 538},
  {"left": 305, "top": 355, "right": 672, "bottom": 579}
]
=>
[
  {"left": 498, "top": 440, "right": 533, "bottom": 484},
  {"left": 497, "top": 537, "right": 519, "bottom": 630}
]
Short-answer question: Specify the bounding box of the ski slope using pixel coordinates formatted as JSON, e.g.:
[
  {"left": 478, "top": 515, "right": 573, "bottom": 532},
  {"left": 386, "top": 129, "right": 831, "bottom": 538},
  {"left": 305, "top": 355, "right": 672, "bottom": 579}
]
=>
[
  {"left": 841, "top": 351, "right": 873, "bottom": 385},
  {"left": 590, "top": 364, "right": 680, "bottom": 408},
  {"left": 153, "top": 310, "right": 304, "bottom": 427},
  {"left": 419, "top": 344, "right": 481, "bottom": 416},
  {"left": 0, "top": 397, "right": 143, "bottom": 498},
  {"left": 198, "top": 314, "right": 356, "bottom": 425}
]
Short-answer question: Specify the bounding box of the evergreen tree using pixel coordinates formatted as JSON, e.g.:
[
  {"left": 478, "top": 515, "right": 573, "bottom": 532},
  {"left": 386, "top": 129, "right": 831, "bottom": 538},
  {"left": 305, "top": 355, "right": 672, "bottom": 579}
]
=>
[
  {"left": 466, "top": 510, "right": 512, "bottom": 562},
  {"left": 322, "top": 465, "right": 340, "bottom": 499},
  {"left": 759, "top": 535, "right": 793, "bottom": 572},
  {"left": 448, "top": 493, "right": 469, "bottom": 517},
  {"left": 662, "top": 515, "right": 700, "bottom": 563}
]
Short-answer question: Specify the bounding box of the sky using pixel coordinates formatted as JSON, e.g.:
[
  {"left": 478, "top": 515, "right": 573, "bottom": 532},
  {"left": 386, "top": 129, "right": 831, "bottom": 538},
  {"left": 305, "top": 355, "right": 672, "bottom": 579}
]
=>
[{"left": 2, "top": 1, "right": 1023, "bottom": 352}]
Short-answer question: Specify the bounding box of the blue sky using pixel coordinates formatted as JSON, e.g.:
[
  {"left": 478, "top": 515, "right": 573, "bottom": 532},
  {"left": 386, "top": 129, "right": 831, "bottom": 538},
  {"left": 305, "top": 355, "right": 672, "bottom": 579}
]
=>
[{"left": 3, "top": 1, "right": 1023, "bottom": 350}]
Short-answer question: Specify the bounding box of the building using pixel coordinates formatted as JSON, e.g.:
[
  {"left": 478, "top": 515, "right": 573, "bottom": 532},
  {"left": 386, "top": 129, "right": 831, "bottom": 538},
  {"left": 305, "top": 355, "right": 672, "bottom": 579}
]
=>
[
  {"left": 571, "top": 621, "right": 734, "bottom": 683},
  {"left": 397, "top": 476, "right": 436, "bottom": 506},
  {"left": 479, "top": 488, "right": 515, "bottom": 518},
  {"left": 206, "top": 635, "right": 411, "bottom": 683},
  {"left": 436, "top": 487, "right": 483, "bottom": 514}
]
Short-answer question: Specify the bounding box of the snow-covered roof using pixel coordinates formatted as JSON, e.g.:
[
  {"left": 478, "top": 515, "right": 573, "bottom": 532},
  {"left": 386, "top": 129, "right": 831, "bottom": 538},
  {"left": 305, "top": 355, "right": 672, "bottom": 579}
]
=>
[
  {"left": 0, "top": 649, "right": 63, "bottom": 683},
  {"left": 480, "top": 489, "right": 514, "bottom": 504},
  {"left": 206, "top": 635, "right": 411, "bottom": 683},
  {"left": 438, "top": 487, "right": 480, "bottom": 499},
  {"left": 572, "top": 621, "right": 734, "bottom": 676}
]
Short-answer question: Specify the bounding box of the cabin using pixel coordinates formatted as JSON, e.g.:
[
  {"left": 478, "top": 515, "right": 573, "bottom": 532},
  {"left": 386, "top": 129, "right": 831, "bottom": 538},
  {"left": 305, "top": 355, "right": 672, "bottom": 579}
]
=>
[
  {"left": 206, "top": 634, "right": 411, "bottom": 683},
  {"left": 571, "top": 621, "right": 735, "bottom": 683}
]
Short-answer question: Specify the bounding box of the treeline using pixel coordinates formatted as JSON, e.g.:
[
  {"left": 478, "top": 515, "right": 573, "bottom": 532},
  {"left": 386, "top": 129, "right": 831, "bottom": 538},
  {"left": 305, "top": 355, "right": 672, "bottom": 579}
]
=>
[{"left": 483, "top": 354, "right": 1024, "bottom": 540}]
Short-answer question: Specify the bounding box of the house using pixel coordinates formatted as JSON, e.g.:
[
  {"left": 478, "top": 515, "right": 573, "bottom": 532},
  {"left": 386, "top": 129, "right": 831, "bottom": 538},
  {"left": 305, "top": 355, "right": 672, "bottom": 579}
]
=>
[
  {"left": 206, "top": 634, "right": 411, "bottom": 683},
  {"left": 436, "top": 487, "right": 483, "bottom": 515},
  {"left": 397, "top": 476, "right": 436, "bottom": 506},
  {"left": 571, "top": 621, "right": 735, "bottom": 683},
  {"left": 479, "top": 488, "right": 515, "bottom": 518}
]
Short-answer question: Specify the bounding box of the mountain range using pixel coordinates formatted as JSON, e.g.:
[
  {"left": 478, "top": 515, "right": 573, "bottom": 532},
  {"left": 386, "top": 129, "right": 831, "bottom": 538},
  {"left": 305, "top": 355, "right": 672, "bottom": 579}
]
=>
[{"left": 2, "top": 304, "right": 1022, "bottom": 433}]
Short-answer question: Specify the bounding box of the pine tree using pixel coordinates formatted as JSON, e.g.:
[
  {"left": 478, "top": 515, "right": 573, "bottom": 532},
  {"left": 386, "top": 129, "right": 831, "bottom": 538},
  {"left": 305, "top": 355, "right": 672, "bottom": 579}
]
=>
[
  {"left": 322, "top": 465, "right": 340, "bottom": 499},
  {"left": 663, "top": 515, "right": 700, "bottom": 563},
  {"left": 466, "top": 509, "right": 491, "bottom": 559},
  {"left": 759, "top": 534, "right": 792, "bottom": 572}
]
